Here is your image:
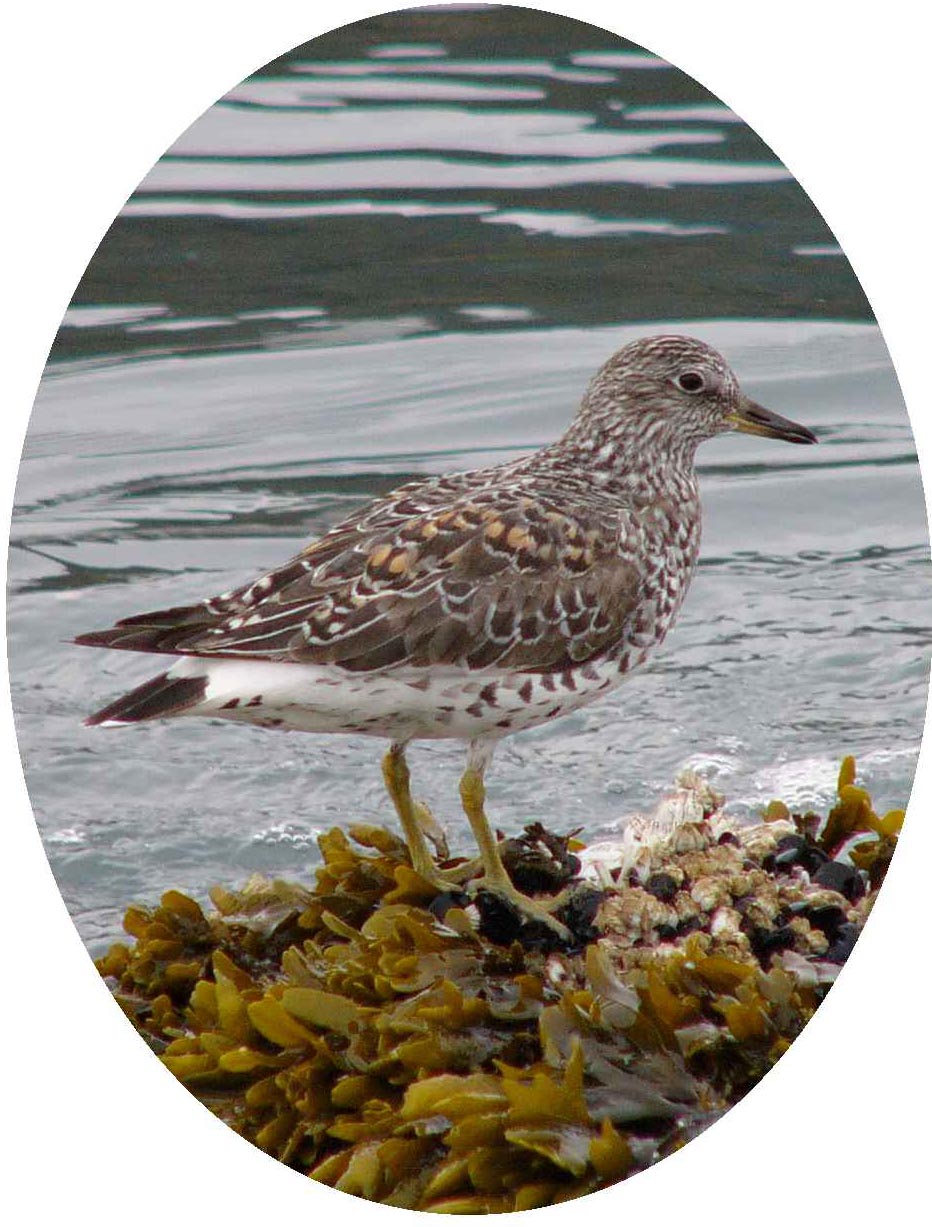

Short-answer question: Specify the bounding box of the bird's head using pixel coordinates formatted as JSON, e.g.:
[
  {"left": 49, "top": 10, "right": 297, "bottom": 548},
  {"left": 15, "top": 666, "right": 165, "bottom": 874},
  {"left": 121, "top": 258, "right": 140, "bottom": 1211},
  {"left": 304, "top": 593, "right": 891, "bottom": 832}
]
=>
[{"left": 580, "top": 335, "right": 817, "bottom": 457}]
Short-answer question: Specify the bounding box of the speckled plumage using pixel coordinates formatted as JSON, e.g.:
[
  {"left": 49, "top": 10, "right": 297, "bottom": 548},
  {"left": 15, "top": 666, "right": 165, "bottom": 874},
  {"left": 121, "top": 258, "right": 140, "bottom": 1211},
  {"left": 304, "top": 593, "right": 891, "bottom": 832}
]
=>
[{"left": 77, "top": 335, "right": 816, "bottom": 938}]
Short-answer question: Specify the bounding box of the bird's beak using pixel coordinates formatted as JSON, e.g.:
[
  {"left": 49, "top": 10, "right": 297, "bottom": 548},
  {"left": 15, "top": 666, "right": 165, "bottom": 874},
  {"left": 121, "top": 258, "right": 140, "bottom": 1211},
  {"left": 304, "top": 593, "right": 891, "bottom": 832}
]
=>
[{"left": 726, "top": 396, "right": 817, "bottom": 445}]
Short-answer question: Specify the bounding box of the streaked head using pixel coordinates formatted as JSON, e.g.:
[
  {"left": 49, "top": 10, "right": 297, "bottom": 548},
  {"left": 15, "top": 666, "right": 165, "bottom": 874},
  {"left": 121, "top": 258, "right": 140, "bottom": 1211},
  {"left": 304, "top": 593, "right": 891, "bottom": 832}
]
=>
[{"left": 581, "top": 334, "right": 817, "bottom": 452}]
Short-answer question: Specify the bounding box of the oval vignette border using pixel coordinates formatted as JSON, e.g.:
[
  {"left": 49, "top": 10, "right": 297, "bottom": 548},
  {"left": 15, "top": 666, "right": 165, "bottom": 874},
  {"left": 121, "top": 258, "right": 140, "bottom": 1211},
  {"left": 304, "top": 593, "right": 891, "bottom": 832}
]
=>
[{"left": 2, "top": 2, "right": 929, "bottom": 1224}]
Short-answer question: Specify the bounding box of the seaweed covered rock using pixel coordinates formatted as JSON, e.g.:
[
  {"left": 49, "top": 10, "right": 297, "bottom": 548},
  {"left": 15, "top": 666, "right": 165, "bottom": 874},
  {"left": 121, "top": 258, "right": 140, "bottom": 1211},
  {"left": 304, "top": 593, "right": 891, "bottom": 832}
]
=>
[{"left": 96, "top": 758, "right": 901, "bottom": 1210}]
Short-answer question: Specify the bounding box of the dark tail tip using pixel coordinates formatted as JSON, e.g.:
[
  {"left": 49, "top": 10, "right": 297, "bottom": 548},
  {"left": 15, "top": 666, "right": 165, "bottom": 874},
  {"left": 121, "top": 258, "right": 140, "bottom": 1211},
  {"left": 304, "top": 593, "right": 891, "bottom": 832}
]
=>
[{"left": 85, "top": 671, "right": 207, "bottom": 726}]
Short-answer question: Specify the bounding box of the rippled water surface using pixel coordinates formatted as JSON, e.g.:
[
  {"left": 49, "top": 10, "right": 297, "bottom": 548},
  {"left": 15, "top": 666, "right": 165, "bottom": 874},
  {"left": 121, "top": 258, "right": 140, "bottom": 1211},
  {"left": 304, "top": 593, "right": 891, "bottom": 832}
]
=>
[{"left": 10, "top": 6, "right": 930, "bottom": 951}]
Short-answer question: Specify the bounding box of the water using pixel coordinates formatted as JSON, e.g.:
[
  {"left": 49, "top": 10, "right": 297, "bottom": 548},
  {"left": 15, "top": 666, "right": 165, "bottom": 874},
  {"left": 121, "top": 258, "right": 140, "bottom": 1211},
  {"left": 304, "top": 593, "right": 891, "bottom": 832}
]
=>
[{"left": 9, "top": 6, "right": 929, "bottom": 953}]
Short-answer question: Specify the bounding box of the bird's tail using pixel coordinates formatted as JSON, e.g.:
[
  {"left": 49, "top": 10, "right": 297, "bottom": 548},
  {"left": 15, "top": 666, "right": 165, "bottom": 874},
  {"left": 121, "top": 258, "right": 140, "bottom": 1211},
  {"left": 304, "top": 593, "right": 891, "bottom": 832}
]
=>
[
  {"left": 74, "top": 601, "right": 209, "bottom": 655},
  {"left": 84, "top": 671, "right": 207, "bottom": 727}
]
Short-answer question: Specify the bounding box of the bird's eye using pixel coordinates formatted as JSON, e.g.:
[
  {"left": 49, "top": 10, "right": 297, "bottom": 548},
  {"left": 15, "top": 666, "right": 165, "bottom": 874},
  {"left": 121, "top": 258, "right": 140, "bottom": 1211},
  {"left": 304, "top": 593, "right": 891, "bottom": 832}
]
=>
[{"left": 675, "top": 371, "right": 706, "bottom": 394}]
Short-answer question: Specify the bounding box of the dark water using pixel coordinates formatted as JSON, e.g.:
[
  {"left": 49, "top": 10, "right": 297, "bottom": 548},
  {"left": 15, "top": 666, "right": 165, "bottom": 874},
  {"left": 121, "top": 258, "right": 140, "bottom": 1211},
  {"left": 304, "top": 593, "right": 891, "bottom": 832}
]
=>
[{"left": 9, "top": 6, "right": 929, "bottom": 952}]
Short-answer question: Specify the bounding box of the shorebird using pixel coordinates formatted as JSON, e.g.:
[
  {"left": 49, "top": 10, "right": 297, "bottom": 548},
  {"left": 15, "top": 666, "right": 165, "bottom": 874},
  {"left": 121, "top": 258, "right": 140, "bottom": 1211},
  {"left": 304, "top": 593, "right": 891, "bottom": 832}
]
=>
[{"left": 76, "top": 335, "right": 816, "bottom": 939}]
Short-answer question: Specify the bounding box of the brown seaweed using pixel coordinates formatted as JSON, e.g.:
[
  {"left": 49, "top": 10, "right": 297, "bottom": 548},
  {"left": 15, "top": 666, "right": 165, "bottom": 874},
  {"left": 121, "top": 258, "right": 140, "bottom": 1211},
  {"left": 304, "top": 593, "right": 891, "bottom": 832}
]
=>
[{"left": 96, "top": 758, "right": 897, "bottom": 1210}]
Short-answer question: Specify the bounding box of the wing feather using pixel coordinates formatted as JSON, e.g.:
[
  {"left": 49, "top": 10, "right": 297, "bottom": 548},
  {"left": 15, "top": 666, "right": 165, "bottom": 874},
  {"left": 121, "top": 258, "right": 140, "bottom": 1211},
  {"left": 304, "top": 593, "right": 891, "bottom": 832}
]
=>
[{"left": 76, "top": 474, "right": 646, "bottom": 674}]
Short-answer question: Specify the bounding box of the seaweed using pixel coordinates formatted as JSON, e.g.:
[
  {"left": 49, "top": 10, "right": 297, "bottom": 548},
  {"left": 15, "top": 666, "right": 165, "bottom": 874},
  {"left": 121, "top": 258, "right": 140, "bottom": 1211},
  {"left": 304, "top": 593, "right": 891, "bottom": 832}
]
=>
[{"left": 96, "top": 759, "right": 899, "bottom": 1210}]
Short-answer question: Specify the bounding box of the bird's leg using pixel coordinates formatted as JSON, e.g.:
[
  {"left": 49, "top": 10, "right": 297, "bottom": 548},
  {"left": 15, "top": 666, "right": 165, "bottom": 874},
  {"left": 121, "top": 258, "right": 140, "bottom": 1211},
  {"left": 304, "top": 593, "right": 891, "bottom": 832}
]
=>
[
  {"left": 411, "top": 800, "right": 481, "bottom": 883},
  {"left": 459, "top": 741, "right": 571, "bottom": 941},
  {"left": 381, "top": 743, "right": 465, "bottom": 891}
]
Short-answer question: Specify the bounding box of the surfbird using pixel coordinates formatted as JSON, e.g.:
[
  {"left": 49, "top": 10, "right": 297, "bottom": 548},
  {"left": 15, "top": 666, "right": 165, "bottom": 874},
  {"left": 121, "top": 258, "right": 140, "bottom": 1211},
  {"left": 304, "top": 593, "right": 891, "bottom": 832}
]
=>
[{"left": 76, "top": 335, "right": 817, "bottom": 939}]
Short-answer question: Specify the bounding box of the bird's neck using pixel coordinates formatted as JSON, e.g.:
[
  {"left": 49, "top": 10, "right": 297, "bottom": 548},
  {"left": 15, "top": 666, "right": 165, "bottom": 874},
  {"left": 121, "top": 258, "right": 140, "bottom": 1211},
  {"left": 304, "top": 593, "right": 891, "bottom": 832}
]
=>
[{"left": 540, "top": 414, "right": 701, "bottom": 507}]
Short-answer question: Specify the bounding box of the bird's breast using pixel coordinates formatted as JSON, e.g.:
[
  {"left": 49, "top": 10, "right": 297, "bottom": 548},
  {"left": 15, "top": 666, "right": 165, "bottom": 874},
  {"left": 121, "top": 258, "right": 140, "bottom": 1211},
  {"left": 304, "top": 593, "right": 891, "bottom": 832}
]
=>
[{"left": 605, "top": 495, "right": 702, "bottom": 671}]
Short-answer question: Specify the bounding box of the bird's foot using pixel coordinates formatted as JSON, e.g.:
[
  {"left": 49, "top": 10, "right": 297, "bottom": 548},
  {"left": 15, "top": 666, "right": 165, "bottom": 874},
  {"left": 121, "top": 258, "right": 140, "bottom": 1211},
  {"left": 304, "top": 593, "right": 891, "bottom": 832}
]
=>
[
  {"left": 402, "top": 852, "right": 472, "bottom": 898},
  {"left": 436, "top": 855, "right": 482, "bottom": 885},
  {"left": 402, "top": 857, "right": 571, "bottom": 941},
  {"left": 526, "top": 886, "right": 574, "bottom": 915},
  {"left": 472, "top": 874, "right": 572, "bottom": 942}
]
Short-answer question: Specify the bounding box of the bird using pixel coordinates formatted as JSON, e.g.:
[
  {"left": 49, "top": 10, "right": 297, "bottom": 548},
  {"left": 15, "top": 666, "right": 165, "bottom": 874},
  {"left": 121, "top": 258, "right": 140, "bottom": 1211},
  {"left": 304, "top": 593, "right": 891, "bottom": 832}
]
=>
[{"left": 75, "top": 335, "right": 817, "bottom": 940}]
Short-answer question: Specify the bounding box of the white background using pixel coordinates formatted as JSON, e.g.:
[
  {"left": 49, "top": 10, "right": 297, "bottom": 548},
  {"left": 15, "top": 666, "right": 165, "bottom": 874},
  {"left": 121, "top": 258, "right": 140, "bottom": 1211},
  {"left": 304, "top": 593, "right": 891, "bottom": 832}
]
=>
[{"left": 2, "top": 2, "right": 928, "bottom": 1221}]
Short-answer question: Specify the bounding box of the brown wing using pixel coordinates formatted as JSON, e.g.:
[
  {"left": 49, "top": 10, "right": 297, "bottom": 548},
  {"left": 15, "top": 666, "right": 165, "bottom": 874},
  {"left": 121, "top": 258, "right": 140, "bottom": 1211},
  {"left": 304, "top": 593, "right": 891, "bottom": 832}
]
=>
[{"left": 75, "top": 474, "right": 643, "bottom": 674}]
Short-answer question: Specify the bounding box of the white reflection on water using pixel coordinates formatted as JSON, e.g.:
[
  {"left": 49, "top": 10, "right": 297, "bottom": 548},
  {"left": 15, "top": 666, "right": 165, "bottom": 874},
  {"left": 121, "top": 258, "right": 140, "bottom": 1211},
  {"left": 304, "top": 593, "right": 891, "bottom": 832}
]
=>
[
  {"left": 141, "top": 156, "right": 789, "bottom": 194},
  {"left": 169, "top": 106, "right": 724, "bottom": 159},
  {"left": 294, "top": 58, "right": 621, "bottom": 83},
  {"left": 226, "top": 76, "right": 548, "bottom": 104}
]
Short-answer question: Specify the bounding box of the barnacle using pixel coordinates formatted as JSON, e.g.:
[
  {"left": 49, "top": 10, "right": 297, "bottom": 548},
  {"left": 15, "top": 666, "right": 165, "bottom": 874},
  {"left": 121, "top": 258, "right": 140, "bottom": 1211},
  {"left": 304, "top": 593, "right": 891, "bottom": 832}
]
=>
[{"left": 96, "top": 758, "right": 898, "bottom": 1208}]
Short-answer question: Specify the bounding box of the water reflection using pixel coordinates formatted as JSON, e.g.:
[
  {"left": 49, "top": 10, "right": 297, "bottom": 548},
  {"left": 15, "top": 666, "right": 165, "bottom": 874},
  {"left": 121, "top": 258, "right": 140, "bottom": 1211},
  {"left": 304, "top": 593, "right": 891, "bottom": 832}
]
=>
[{"left": 55, "top": 7, "right": 866, "bottom": 365}]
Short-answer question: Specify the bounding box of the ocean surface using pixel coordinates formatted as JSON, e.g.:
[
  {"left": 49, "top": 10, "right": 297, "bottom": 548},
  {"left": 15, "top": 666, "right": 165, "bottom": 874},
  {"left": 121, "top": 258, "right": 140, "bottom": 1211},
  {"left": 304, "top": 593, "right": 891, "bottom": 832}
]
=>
[{"left": 9, "top": 6, "right": 929, "bottom": 952}]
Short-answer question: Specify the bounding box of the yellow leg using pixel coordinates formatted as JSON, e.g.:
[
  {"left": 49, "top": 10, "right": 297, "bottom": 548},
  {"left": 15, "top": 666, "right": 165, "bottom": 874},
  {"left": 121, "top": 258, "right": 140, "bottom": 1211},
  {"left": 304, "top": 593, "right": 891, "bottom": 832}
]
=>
[
  {"left": 412, "top": 799, "right": 481, "bottom": 883},
  {"left": 459, "top": 763, "right": 571, "bottom": 941},
  {"left": 381, "top": 744, "right": 465, "bottom": 890}
]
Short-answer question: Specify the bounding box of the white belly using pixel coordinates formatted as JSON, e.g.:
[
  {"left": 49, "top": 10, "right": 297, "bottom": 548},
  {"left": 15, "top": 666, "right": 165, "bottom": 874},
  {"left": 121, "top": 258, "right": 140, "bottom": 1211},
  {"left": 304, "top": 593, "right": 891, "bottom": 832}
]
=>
[{"left": 168, "top": 653, "right": 625, "bottom": 742}]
